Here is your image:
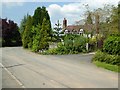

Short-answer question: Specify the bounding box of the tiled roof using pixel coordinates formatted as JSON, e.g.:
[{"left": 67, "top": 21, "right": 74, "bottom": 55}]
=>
[{"left": 66, "top": 25, "right": 83, "bottom": 31}]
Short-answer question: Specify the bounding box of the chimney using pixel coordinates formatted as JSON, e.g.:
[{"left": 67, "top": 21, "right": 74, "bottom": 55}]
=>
[{"left": 63, "top": 18, "right": 67, "bottom": 30}]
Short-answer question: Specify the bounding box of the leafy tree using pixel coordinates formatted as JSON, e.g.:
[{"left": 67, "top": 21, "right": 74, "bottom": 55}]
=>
[
  {"left": 109, "top": 6, "right": 119, "bottom": 34},
  {"left": 85, "top": 12, "right": 93, "bottom": 24},
  {"left": 118, "top": 3, "right": 120, "bottom": 33},
  {"left": 1, "top": 18, "right": 21, "bottom": 46}
]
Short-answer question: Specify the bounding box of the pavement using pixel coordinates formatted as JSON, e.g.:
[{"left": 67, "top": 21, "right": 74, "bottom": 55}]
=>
[{"left": 0, "top": 47, "right": 118, "bottom": 88}]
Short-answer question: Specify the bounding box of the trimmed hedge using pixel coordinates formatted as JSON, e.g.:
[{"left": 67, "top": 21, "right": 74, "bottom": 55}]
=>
[{"left": 92, "top": 50, "right": 120, "bottom": 66}]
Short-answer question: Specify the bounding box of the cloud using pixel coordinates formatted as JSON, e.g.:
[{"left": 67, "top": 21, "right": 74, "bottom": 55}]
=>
[
  {"left": 47, "top": 0, "right": 119, "bottom": 27},
  {"left": 47, "top": 3, "right": 84, "bottom": 27}
]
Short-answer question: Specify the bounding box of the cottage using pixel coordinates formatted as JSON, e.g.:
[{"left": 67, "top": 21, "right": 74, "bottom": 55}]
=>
[{"left": 63, "top": 18, "right": 84, "bottom": 34}]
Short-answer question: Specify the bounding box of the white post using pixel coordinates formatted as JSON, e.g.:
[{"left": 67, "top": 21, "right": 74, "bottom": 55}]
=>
[{"left": 86, "top": 43, "right": 89, "bottom": 51}]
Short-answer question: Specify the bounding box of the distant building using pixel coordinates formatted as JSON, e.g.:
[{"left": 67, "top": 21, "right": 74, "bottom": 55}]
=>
[
  {"left": 62, "top": 18, "right": 95, "bottom": 37},
  {"left": 62, "top": 18, "right": 84, "bottom": 34}
]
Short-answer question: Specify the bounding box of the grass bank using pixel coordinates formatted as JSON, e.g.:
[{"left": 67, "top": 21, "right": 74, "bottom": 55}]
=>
[{"left": 93, "top": 61, "right": 119, "bottom": 72}]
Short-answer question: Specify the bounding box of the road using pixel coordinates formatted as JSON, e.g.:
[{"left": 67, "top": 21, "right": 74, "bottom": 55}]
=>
[{"left": 0, "top": 47, "right": 118, "bottom": 88}]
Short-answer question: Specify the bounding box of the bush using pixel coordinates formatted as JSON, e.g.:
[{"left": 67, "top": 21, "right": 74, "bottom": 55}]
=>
[
  {"left": 89, "top": 34, "right": 104, "bottom": 51},
  {"left": 42, "top": 35, "right": 88, "bottom": 55},
  {"left": 103, "top": 35, "right": 120, "bottom": 55},
  {"left": 64, "top": 34, "right": 74, "bottom": 51},
  {"left": 64, "top": 34, "right": 87, "bottom": 53},
  {"left": 92, "top": 50, "right": 120, "bottom": 66},
  {"left": 42, "top": 48, "right": 57, "bottom": 55},
  {"left": 56, "top": 42, "right": 69, "bottom": 54},
  {"left": 73, "top": 36, "right": 87, "bottom": 52},
  {"left": 42, "top": 42, "right": 68, "bottom": 55}
]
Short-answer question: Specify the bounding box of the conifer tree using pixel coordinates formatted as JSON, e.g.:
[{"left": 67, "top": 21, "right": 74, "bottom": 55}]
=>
[
  {"left": 39, "top": 18, "right": 50, "bottom": 50},
  {"left": 22, "top": 15, "right": 33, "bottom": 48},
  {"left": 21, "top": 6, "right": 52, "bottom": 51},
  {"left": 19, "top": 14, "right": 29, "bottom": 35},
  {"left": 32, "top": 24, "right": 41, "bottom": 52}
]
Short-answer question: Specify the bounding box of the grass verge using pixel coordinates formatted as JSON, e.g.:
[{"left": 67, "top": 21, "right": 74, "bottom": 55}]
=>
[{"left": 93, "top": 61, "right": 119, "bottom": 72}]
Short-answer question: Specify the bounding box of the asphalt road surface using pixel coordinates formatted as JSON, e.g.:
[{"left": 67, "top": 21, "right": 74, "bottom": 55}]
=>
[{"left": 0, "top": 47, "right": 118, "bottom": 88}]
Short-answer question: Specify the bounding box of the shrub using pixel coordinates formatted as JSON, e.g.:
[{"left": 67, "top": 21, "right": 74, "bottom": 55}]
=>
[
  {"left": 43, "top": 35, "right": 88, "bottom": 55},
  {"left": 64, "top": 34, "right": 74, "bottom": 52},
  {"left": 103, "top": 35, "right": 120, "bottom": 55},
  {"left": 89, "top": 34, "right": 104, "bottom": 51},
  {"left": 73, "top": 36, "right": 87, "bottom": 52},
  {"left": 64, "top": 34, "right": 87, "bottom": 53},
  {"left": 42, "top": 42, "right": 68, "bottom": 55},
  {"left": 92, "top": 50, "right": 120, "bottom": 66},
  {"left": 43, "top": 48, "right": 57, "bottom": 55},
  {"left": 56, "top": 42, "right": 69, "bottom": 54}
]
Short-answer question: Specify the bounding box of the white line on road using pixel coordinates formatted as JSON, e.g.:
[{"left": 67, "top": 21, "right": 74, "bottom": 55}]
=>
[{"left": 0, "top": 63, "right": 25, "bottom": 88}]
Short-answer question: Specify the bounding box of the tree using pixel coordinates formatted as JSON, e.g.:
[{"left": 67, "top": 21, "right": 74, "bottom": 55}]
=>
[
  {"left": 32, "top": 6, "right": 52, "bottom": 51},
  {"left": 31, "top": 24, "right": 41, "bottom": 52},
  {"left": 85, "top": 12, "right": 93, "bottom": 25},
  {"left": 22, "top": 15, "right": 33, "bottom": 48},
  {"left": 54, "top": 20, "right": 62, "bottom": 42},
  {"left": 21, "top": 6, "right": 52, "bottom": 51},
  {"left": 118, "top": 3, "right": 120, "bottom": 33},
  {"left": 32, "top": 6, "right": 51, "bottom": 29},
  {"left": 32, "top": 7, "right": 42, "bottom": 26},
  {"left": 1, "top": 18, "right": 21, "bottom": 46},
  {"left": 39, "top": 18, "right": 50, "bottom": 50},
  {"left": 109, "top": 6, "right": 119, "bottom": 34},
  {"left": 95, "top": 13, "right": 100, "bottom": 34},
  {"left": 19, "top": 14, "right": 29, "bottom": 36}
]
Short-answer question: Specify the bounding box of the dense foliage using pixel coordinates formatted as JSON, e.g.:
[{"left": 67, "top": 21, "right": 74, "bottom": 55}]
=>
[
  {"left": 22, "top": 15, "right": 33, "bottom": 48},
  {"left": 43, "top": 34, "right": 87, "bottom": 55},
  {"left": 103, "top": 35, "right": 120, "bottom": 55},
  {"left": 20, "top": 6, "right": 52, "bottom": 52},
  {"left": 64, "top": 34, "right": 87, "bottom": 52},
  {"left": 1, "top": 18, "right": 21, "bottom": 47},
  {"left": 19, "top": 14, "right": 29, "bottom": 35},
  {"left": 92, "top": 50, "right": 120, "bottom": 66}
]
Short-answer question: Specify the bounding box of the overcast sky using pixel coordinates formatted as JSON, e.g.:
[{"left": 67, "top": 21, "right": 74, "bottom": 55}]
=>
[{"left": 1, "top": 0, "right": 119, "bottom": 28}]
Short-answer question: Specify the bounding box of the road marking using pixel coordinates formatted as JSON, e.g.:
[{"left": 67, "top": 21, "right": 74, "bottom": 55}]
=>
[{"left": 0, "top": 63, "right": 25, "bottom": 88}]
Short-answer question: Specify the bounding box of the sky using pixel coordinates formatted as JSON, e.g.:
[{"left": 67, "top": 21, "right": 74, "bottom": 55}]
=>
[{"left": 1, "top": 0, "right": 120, "bottom": 28}]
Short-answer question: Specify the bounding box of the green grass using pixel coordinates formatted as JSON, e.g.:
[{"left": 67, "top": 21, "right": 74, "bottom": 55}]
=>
[{"left": 93, "top": 61, "right": 119, "bottom": 72}]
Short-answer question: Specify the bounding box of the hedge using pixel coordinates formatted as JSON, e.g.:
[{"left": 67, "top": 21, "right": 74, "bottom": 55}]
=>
[
  {"left": 103, "top": 35, "right": 120, "bottom": 55},
  {"left": 92, "top": 50, "right": 120, "bottom": 66}
]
